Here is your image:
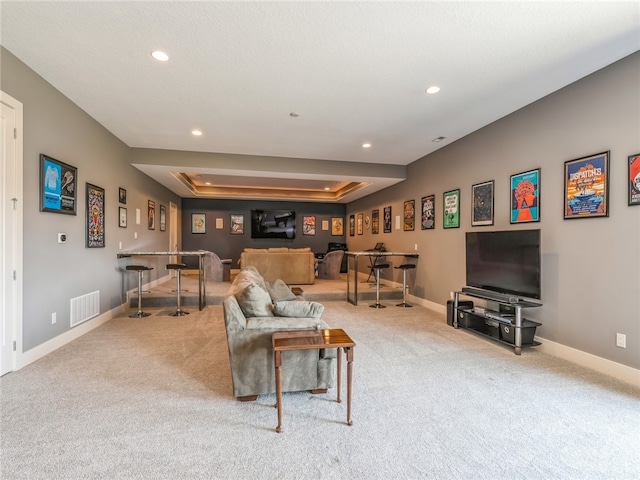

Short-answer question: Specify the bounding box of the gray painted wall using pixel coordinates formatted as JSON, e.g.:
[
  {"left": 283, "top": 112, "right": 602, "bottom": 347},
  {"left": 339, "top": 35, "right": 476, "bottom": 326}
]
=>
[
  {"left": 347, "top": 52, "right": 640, "bottom": 370},
  {"left": 1, "top": 48, "right": 182, "bottom": 351}
]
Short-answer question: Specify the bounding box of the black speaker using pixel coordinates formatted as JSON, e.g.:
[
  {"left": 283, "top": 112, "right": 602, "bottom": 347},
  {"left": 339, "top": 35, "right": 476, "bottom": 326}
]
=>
[{"left": 447, "top": 300, "right": 474, "bottom": 326}]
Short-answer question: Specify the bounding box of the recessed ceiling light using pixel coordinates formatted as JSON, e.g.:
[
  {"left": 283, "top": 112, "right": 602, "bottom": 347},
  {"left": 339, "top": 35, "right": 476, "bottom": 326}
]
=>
[
  {"left": 324, "top": 187, "right": 330, "bottom": 191},
  {"left": 192, "top": 130, "right": 202, "bottom": 136},
  {"left": 362, "top": 143, "right": 371, "bottom": 148},
  {"left": 151, "top": 50, "right": 169, "bottom": 62},
  {"left": 426, "top": 86, "right": 440, "bottom": 94},
  {"left": 432, "top": 136, "right": 446, "bottom": 143},
  {"left": 205, "top": 182, "right": 211, "bottom": 186}
]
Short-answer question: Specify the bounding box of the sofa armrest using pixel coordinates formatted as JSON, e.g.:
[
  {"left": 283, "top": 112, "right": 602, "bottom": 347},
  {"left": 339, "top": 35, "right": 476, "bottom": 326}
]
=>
[{"left": 245, "top": 317, "right": 321, "bottom": 330}]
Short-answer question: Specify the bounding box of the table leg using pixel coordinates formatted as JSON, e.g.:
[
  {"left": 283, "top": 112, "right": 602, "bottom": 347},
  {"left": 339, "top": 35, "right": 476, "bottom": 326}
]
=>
[
  {"left": 275, "top": 350, "right": 283, "bottom": 433},
  {"left": 198, "top": 255, "right": 204, "bottom": 310},
  {"left": 346, "top": 346, "right": 354, "bottom": 426},
  {"left": 336, "top": 347, "right": 342, "bottom": 403}
]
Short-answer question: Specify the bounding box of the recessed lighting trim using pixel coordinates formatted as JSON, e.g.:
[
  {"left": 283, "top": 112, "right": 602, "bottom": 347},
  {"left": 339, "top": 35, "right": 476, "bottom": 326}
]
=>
[
  {"left": 151, "top": 50, "right": 169, "bottom": 62},
  {"left": 362, "top": 143, "right": 371, "bottom": 148},
  {"left": 426, "top": 86, "right": 440, "bottom": 94},
  {"left": 192, "top": 130, "right": 202, "bottom": 136}
]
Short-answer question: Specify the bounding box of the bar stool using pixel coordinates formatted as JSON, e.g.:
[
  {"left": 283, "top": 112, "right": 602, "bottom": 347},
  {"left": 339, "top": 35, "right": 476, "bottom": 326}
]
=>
[
  {"left": 126, "top": 265, "right": 153, "bottom": 318},
  {"left": 395, "top": 264, "right": 416, "bottom": 308},
  {"left": 167, "top": 263, "right": 189, "bottom": 316},
  {"left": 370, "top": 263, "right": 390, "bottom": 309}
]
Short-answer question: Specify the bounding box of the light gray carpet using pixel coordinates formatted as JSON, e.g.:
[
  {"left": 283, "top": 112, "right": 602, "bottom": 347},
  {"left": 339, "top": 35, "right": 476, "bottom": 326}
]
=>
[{"left": 1, "top": 301, "right": 639, "bottom": 479}]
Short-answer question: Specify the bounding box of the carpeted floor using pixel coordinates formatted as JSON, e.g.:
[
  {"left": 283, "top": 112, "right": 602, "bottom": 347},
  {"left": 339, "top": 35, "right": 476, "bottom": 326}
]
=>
[{"left": 1, "top": 298, "right": 639, "bottom": 479}]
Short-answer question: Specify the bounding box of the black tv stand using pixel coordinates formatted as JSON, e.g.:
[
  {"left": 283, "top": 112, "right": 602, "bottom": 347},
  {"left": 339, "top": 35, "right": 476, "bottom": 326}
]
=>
[{"left": 453, "top": 288, "right": 542, "bottom": 355}]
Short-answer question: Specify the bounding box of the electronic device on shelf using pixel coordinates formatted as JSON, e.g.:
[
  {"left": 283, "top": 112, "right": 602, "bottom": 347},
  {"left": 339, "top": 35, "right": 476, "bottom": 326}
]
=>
[{"left": 465, "top": 229, "right": 541, "bottom": 301}]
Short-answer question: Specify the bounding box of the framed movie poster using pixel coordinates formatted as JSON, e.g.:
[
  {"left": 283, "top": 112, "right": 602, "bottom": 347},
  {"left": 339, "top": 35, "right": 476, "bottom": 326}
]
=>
[
  {"left": 471, "top": 180, "right": 494, "bottom": 226},
  {"left": 192, "top": 213, "right": 206, "bottom": 234},
  {"left": 230, "top": 214, "right": 244, "bottom": 234},
  {"left": 564, "top": 151, "right": 609, "bottom": 219},
  {"left": 119, "top": 207, "right": 127, "bottom": 228},
  {"left": 159, "top": 205, "right": 166, "bottom": 231},
  {"left": 86, "top": 183, "right": 105, "bottom": 248},
  {"left": 303, "top": 216, "right": 316, "bottom": 235},
  {"left": 421, "top": 194, "right": 435, "bottom": 230},
  {"left": 349, "top": 215, "right": 355, "bottom": 236},
  {"left": 383, "top": 206, "right": 392, "bottom": 233},
  {"left": 629, "top": 153, "right": 640, "bottom": 206},
  {"left": 443, "top": 189, "right": 460, "bottom": 229},
  {"left": 403, "top": 200, "right": 415, "bottom": 231},
  {"left": 371, "top": 209, "right": 380, "bottom": 234},
  {"left": 357, "top": 213, "right": 363, "bottom": 235},
  {"left": 511, "top": 168, "right": 540, "bottom": 224},
  {"left": 148, "top": 200, "right": 156, "bottom": 229},
  {"left": 331, "top": 217, "right": 344, "bottom": 236},
  {"left": 39, "top": 154, "right": 77, "bottom": 215}
]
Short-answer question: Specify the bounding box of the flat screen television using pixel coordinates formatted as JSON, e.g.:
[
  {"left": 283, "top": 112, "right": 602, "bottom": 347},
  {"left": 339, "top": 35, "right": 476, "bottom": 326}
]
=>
[
  {"left": 465, "top": 229, "right": 541, "bottom": 300},
  {"left": 250, "top": 209, "right": 296, "bottom": 239}
]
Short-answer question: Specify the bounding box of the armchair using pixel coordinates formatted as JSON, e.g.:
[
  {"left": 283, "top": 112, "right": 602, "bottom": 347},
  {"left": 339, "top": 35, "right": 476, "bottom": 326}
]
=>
[{"left": 317, "top": 250, "right": 345, "bottom": 280}]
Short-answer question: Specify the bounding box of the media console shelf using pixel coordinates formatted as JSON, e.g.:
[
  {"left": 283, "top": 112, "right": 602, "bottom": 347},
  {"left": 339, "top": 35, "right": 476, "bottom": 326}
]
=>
[{"left": 453, "top": 288, "right": 542, "bottom": 355}]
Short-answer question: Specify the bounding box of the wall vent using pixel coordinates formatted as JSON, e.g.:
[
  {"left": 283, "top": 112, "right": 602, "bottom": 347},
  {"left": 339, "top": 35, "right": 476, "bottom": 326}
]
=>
[{"left": 70, "top": 291, "right": 100, "bottom": 327}]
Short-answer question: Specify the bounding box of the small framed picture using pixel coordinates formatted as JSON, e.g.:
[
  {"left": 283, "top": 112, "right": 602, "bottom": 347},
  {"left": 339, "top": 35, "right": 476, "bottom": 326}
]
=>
[
  {"left": 383, "top": 206, "right": 392, "bottom": 233},
  {"left": 159, "top": 205, "right": 166, "bottom": 231},
  {"left": 148, "top": 200, "right": 156, "bottom": 230},
  {"left": 564, "top": 151, "right": 609, "bottom": 219},
  {"left": 356, "top": 213, "right": 363, "bottom": 235},
  {"left": 331, "top": 217, "right": 344, "bottom": 236},
  {"left": 371, "top": 209, "right": 379, "bottom": 234},
  {"left": 230, "top": 214, "right": 244, "bottom": 234},
  {"left": 86, "top": 183, "right": 105, "bottom": 248},
  {"left": 511, "top": 169, "right": 540, "bottom": 223},
  {"left": 39, "top": 154, "right": 77, "bottom": 215},
  {"left": 119, "top": 187, "right": 127, "bottom": 204},
  {"left": 403, "top": 200, "right": 415, "bottom": 231},
  {"left": 349, "top": 215, "right": 355, "bottom": 236},
  {"left": 119, "top": 207, "right": 127, "bottom": 228},
  {"left": 443, "top": 189, "right": 460, "bottom": 229},
  {"left": 471, "top": 180, "right": 494, "bottom": 227},
  {"left": 421, "top": 195, "right": 435, "bottom": 230},
  {"left": 629, "top": 153, "right": 640, "bottom": 206},
  {"left": 303, "top": 216, "right": 316, "bottom": 235},
  {"left": 192, "top": 213, "right": 206, "bottom": 234}
]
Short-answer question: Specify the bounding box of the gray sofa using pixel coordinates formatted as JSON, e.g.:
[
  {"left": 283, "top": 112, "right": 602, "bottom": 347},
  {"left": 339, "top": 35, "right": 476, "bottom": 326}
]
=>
[{"left": 223, "top": 267, "right": 335, "bottom": 401}]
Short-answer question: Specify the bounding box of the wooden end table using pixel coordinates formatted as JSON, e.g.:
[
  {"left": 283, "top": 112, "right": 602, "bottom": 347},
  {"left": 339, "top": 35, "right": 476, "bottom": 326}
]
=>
[{"left": 272, "top": 328, "right": 355, "bottom": 433}]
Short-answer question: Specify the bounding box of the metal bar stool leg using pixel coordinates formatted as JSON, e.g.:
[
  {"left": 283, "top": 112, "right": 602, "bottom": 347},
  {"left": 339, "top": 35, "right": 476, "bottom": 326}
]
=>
[
  {"left": 370, "top": 263, "right": 389, "bottom": 309},
  {"left": 167, "top": 263, "right": 189, "bottom": 316},
  {"left": 395, "top": 264, "right": 415, "bottom": 308},
  {"left": 127, "top": 265, "right": 153, "bottom": 318}
]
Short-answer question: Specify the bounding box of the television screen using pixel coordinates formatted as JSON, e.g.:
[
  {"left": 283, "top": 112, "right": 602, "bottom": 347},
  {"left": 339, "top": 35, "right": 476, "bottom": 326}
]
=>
[
  {"left": 465, "top": 229, "right": 541, "bottom": 300},
  {"left": 251, "top": 210, "right": 296, "bottom": 239}
]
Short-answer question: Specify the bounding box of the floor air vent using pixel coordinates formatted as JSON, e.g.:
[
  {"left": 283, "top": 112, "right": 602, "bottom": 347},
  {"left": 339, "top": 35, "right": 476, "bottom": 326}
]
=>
[{"left": 70, "top": 291, "right": 100, "bottom": 327}]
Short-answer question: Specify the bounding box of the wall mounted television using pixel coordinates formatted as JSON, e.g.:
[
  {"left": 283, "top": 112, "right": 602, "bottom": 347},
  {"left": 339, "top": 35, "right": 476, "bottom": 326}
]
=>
[
  {"left": 250, "top": 210, "right": 296, "bottom": 239},
  {"left": 465, "top": 229, "right": 541, "bottom": 300}
]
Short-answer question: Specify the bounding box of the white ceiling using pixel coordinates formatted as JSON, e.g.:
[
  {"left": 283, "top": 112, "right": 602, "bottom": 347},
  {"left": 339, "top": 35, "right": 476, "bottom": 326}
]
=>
[{"left": 1, "top": 1, "right": 639, "bottom": 202}]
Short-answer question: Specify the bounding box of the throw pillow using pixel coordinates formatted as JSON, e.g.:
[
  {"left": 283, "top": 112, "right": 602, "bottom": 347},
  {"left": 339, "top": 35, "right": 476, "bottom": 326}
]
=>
[
  {"left": 267, "top": 279, "right": 297, "bottom": 303},
  {"left": 273, "top": 301, "right": 324, "bottom": 318},
  {"left": 235, "top": 282, "right": 274, "bottom": 317}
]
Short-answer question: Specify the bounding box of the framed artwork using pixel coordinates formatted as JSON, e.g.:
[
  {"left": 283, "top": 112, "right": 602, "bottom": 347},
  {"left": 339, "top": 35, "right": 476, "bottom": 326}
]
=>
[
  {"left": 403, "top": 200, "right": 415, "bottom": 231},
  {"left": 159, "top": 205, "right": 166, "bottom": 231},
  {"left": 511, "top": 169, "right": 540, "bottom": 223},
  {"left": 471, "top": 180, "right": 494, "bottom": 226},
  {"left": 230, "top": 214, "right": 244, "bottom": 234},
  {"left": 321, "top": 220, "right": 329, "bottom": 231},
  {"left": 39, "top": 153, "right": 77, "bottom": 215},
  {"left": 629, "top": 153, "right": 640, "bottom": 206},
  {"left": 119, "top": 207, "right": 127, "bottom": 228},
  {"left": 443, "top": 189, "right": 460, "bottom": 229},
  {"left": 303, "top": 216, "right": 316, "bottom": 235},
  {"left": 383, "top": 206, "right": 392, "bottom": 233},
  {"left": 192, "top": 213, "right": 206, "bottom": 234},
  {"left": 349, "top": 215, "right": 355, "bottom": 236},
  {"left": 564, "top": 151, "right": 609, "bottom": 219},
  {"left": 118, "top": 187, "right": 126, "bottom": 204},
  {"left": 421, "top": 194, "right": 435, "bottom": 230},
  {"left": 86, "top": 183, "right": 105, "bottom": 248},
  {"left": 371, "top": 209, "right": 379, "bottom": 234},
  {"left": 215, "top": 218, "right": 223, "bottom": 229},
  {"left": 364, "top": 215, "right": 370, "bottom": 230},
  {"left": 331, "top": 217, "right": 344, "bottom": 236},
  {"left": 356, "top": 213, "right": 363, "bottom": 235},
  {"left": 147, "top": 200, "right": 156, "bottom": 230}
]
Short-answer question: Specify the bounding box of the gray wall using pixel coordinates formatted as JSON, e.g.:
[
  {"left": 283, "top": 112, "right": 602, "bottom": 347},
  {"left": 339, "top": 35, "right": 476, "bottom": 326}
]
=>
[
  {"left": 1, "top": 48, "right": 182, "bottom": 351},
  {"left": 347, "top": 52, "right": 640, "bottom": 369},
  {"left": 181, "top": 198, "right": 346, "bottom": 268}
]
